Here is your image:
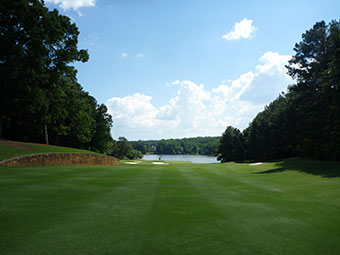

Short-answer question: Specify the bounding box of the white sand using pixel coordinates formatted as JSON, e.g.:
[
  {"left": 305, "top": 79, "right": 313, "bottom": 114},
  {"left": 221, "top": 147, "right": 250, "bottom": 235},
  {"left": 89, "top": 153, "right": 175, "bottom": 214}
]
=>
[
  {"left": 152, "top": 162, "right": 169, "bottom": 165},
  {"left": 124, "top": 161, "right": 142, "bottom": 165},
  {"left": 249, "top": 162, "right": 265, "bottom": 166}
]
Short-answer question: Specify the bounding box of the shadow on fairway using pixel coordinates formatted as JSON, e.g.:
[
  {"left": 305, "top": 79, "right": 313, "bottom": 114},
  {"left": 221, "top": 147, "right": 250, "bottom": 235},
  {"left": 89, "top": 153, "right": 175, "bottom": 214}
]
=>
[{"left": 256, "top": 158, "right": 340, "bottom": 178}]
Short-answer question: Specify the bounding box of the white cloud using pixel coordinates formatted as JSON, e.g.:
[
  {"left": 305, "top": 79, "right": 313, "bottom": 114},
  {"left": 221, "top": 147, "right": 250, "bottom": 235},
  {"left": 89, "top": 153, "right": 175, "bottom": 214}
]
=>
[
  {"left": 136, "top": 53, "right": 144, "bottom": 58},
  {"left": 45, "top": 0, "right": 95, "bottom": 10},
  {"left": 122, "top": 53, "right": 128, "bottom": 58},
  {"left": 108, "top": 93, "right": 158, "bottom": 128},
  {"left": 106, "top": 52, "right": 292, "bottom": 140},
  {"left": 222, "top": 18, "right": 256, "bottom": 40},
  {"left": 240, "top": 52, "right": 292, "bottom": 103},
  {"left": 256, "top": 51, "right": 291, "bottom": 73}
]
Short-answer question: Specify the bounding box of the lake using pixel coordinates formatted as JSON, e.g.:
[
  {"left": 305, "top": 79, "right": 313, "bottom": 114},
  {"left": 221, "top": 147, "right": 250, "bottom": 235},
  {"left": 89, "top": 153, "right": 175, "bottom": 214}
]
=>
[{"left": 142, "top": 154, "right": 219, "bottom": 164}]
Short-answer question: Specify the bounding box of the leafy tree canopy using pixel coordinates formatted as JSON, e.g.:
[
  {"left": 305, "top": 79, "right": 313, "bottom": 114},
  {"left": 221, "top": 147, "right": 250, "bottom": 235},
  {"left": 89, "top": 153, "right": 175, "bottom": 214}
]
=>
[
  {"left": 217, "top": 20, "right": 340, "bottom": 162},
  {"left": 0, "top": 0, "right": 113, "bottom": 154}
]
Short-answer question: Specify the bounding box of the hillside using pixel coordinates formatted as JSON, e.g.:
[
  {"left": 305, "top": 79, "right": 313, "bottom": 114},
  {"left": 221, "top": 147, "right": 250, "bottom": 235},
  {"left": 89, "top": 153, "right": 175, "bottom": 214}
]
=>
[{"left": 0, "top": 140, "right": 98, "bottom": 161}]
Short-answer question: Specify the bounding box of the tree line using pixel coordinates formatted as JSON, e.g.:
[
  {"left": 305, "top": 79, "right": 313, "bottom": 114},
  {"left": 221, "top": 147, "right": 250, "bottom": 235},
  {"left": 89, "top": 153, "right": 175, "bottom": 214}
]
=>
[
  {"left": 130, "top": 137, "right": 220, "bottom": 155},
  {"left": 216, "top": 20, "right": 340, "bottom": 162},
  {"left": 110, "top": 137, "right": 143, "bottom": 160},
  {"left": 0, "top": 0, "right": 113, "bottom": 154}
]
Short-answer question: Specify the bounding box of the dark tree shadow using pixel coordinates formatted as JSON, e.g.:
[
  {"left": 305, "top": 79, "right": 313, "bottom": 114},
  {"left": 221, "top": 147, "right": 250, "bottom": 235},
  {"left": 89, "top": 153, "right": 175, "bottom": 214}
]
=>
[{"left": 256, "top": 158, "right": 340, "bottom": 178}]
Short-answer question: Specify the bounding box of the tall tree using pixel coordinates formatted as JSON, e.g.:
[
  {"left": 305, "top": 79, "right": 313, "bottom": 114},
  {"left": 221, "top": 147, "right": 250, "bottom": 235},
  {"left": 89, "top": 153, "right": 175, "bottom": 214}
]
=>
[
  {"left": 0, "top": 0, "right": 88, "bottom": 143},
  {"left": 216, "top": 126, "right": 244, "bottom": 162},
  {"left": 216, "top": 20, "right": 340, "bottom": 162},
  {"left": 111, "top": 137, "right": 141, "bottom": 159},
  {"left": 245, "top": 95, "right": 297, "bottom": 161},
  {"left": 286, "top": 20, "right": 340, "bottom": 160},
  {"left": 90, "top": 104, "right": 113, "bottom": 154}
]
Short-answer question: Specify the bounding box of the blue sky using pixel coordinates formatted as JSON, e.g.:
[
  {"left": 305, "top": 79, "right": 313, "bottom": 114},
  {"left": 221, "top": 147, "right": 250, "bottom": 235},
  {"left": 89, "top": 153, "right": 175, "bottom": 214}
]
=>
[{"left": 45, "top": 0, "right": 340, "bottom": 140}]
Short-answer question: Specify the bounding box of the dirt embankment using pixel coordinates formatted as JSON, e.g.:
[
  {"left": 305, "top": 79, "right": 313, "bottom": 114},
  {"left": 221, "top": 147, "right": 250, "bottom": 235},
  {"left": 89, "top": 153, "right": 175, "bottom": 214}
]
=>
[{"left": 0, "top": 153, "right": 120, "bottom": 167}]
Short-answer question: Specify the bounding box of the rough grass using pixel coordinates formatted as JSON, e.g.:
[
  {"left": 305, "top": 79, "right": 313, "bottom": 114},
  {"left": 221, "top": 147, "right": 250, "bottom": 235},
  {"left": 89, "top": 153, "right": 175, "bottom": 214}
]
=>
[
  {"left": 0, "top": 140, "right": 98, "bottom": 161},
  {"left": 0, "top": 158, "right": 340, "bottom": 254}
]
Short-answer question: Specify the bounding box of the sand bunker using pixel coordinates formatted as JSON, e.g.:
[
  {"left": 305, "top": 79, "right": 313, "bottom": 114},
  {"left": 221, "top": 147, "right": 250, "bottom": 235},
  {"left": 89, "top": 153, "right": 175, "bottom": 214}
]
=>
[
  {"left": 249, "top": 162, "right": 265, "bottom": 166},
  {"left": 124, "top": 161, "right": 142, "bottom": 165},
  {"left": 152, "top": 162, "right": 169, "bottom": 165}
]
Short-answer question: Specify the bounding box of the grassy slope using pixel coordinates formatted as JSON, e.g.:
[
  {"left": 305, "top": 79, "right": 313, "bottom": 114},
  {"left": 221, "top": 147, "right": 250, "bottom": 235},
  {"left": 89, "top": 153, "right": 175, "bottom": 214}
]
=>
[
  {"left": 0, "top": 140, "right": 98, "bottom": 161},
  {"left": 0, "top": 159, "right": 340, "bottom": 254}
]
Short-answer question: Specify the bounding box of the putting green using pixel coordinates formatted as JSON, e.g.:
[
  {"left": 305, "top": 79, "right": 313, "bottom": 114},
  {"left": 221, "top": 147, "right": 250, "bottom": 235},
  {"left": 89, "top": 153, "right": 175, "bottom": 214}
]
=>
[{"left": 0, "top": 159, "right": 339, "bottom": 254}]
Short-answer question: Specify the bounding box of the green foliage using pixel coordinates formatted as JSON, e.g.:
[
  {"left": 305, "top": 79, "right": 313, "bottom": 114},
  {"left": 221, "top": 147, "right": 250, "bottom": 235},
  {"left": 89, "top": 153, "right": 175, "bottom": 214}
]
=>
[
  {"left": 245, "top": 95, "right": 297, "bottom": 161},
  {"left": 217, "top": 20, "right": 340, "bottom": 162},
  {"left": 127, "top": 149, "right": 143, "bottom": 160},
  {"left": 111, "top": 137, "right": 140, "bottom": 159},
  {"left": 216, "top": 126, "right": 245, "bottom": 162},
  {"left": 117, "top": 137, "right": 132, "bottom": 159},
  {"left": 0, "top": 0, "right": 113, "bottom": 154},
  {"left": 285, "top": 20, "right": 340, "bottom": 160},
  {"left": 89, "top": 104, "right": 113, "bottom": 154},
  {"left": 130, "top": 137, "right": 220, "bottom": 155}
]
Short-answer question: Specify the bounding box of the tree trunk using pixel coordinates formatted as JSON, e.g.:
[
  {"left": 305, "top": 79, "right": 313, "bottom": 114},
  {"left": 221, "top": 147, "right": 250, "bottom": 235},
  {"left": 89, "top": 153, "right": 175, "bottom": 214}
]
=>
[
  {"left": 44, "top": 123, "right": 49, "bottom": 145},
  {"left": 0, "top": 122, "right": 3, "bottom": 139}
]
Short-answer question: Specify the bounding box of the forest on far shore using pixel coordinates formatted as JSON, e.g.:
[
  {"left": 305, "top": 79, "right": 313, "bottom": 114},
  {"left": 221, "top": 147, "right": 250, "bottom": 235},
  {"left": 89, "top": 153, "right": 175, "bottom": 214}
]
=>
[{"left": 130, "top": 137, "right": 220, "bottom": 156}]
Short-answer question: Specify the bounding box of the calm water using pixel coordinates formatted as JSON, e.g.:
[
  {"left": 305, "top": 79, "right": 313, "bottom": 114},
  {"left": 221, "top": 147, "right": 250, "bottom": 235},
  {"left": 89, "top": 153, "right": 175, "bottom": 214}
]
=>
[{"left": 142, "top": 154, "right": 219, "bottom": 164}]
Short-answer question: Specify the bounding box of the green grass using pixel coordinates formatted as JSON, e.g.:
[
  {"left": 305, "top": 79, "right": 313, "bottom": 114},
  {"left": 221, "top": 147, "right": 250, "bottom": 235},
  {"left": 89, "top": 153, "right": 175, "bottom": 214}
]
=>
[
  {"left": 0, "top": 158, "right": 340, "bottom": 254},
  {"left": 0, "top": 140, "right": 98, "bottom": 161}
]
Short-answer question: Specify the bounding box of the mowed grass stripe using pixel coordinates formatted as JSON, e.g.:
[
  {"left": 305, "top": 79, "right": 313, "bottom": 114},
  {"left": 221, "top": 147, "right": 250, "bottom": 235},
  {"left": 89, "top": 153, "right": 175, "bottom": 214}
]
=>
[
  {"left": 1, "top": 160, "right": 340, "bottom": 255},
  {"left": 0, "top": 165, "right": 160, "bottom": 255},
  {"left": 186, "top": 163, "right": 340, "bottom": 254},
  {"left": 140, "top": 165, "right": 226, "bottom": 255},
  {"left": 180, "top": 164, "right": 280, "bottom": 254}
]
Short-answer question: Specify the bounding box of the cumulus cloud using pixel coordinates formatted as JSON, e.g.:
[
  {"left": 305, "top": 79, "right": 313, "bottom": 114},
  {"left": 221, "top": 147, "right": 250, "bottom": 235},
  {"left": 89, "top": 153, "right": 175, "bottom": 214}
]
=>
[
  {"left": 222, "top": 18, "right": 256, "bottom": 40},
  {"left": 240, "top": 52, "right": 292, "bottom": 103},
  {"left": 107, "top": 52, "right": 292, "bottom": 140},
  {"left": 45, "top": 0, "right": 95, "bottom": 10},
  {"left": 122, "top": 53, "right": 128, "bottom": 58}
]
